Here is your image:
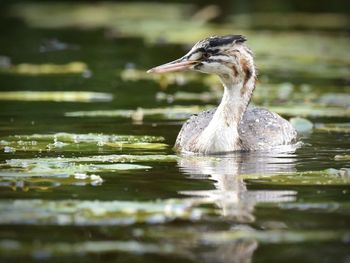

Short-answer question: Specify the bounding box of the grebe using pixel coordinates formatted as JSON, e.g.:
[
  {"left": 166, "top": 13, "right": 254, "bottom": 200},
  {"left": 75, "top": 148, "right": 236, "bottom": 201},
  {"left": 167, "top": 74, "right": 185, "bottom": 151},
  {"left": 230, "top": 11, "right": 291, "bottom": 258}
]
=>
[{"left": 148, "top": 35, "right": 297, "bottom": 154}]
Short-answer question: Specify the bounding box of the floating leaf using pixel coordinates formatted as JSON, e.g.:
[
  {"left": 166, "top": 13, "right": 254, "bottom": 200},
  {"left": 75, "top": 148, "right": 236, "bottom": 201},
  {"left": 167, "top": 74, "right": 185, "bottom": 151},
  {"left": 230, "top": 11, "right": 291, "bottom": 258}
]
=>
[
  {"left": 0, "top": 154, "right": 179, "bottom": 191},
  {"left": 268, "top": 105, "right": 350, "bottom": 118},
  {"left": 121, "top": 68, "right": 219, "bottom": 90},
  {"left": 0, "top": 62, "right": 88, "bottom": 75},
  {"left": 66, "top": 104, "right": 350, "bottom": 121},
  {"left": 316, "top": 123, "right": 350, "bottom": 133},
  {"left": 0, "top": 240, "right": 179, "bottom": 257},
  {"left": 0, "top": 173, "right": 103, "bottom": 191},
  {"left": 0, "top": 160, "right": 149, "bottom": 191},
  {"left": 1, "top": 155, "right": 152, "bottom": 178},
  {"left": 65, "top": 105, "right": 213, "bottom": 120},
  {"left": 319, "top": 93, "right": 350, "bottom": 107},
  {"left": 0, "top": 133, "right": 167, "bottom": 153},
  {"left": 5, "top": 155, "right": 177, "bottom": 168},
  {"left": 0, "top": 199, "right": 213, "bottom": 225},
  {"left": 202, "top": 229, "right": 345, "bottom": 245},
  {"left": 243, "top": 169, "right": 350, "bottom": 186},
  {"left": 0, "top": 91, "right": 113, "bottom": 102},
  {"left": 334, "top": 155, "right": 350, "bottom": 161},
  {"left": 105, "top": 142, "right": 168, "bottom": 150},
  {"left": 73, "top": 154, "right": 179, "bottom": 163},
  {"left": 156, "top": 91, "right": 221, "bottom": 103}
]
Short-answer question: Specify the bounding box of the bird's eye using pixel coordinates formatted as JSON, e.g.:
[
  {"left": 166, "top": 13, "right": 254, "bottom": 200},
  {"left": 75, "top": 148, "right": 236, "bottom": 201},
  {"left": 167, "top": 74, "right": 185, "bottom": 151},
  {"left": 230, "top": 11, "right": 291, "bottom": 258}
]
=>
[{"left": 202, "top": 52, "right": 210, "bottom": 59}]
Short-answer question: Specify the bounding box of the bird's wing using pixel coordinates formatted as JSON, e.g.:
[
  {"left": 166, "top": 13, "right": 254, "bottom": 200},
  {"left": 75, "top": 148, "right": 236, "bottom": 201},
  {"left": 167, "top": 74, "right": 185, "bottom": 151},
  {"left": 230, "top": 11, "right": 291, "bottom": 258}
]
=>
[
  {"left": 174, "top": 108, "right": 216, "bottom": 152},
  {"left": 239, "top": 106, "right": 297, "bottom": 150}
]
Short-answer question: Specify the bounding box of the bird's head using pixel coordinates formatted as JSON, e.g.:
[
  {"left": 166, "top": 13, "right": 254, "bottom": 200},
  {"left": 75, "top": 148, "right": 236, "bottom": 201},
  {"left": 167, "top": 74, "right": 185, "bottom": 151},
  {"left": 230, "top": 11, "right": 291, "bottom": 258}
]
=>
[{"left": 147, "top": 35, "right": 255, "bottom": 85}]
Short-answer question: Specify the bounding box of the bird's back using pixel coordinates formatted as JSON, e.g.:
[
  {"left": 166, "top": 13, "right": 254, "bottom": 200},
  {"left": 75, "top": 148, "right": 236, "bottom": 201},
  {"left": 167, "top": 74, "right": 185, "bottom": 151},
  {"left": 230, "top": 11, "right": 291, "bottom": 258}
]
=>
[{"left": 174, "top": 106, "right": 298, "bottom": 153}]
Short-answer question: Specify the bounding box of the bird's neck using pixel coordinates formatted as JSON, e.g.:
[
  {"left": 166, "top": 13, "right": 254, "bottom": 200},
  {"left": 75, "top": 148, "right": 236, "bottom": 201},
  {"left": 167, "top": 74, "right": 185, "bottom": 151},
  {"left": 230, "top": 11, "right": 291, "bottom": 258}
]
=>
[{"left": 196, "top": 75, "right": 255, "bottom": 154}]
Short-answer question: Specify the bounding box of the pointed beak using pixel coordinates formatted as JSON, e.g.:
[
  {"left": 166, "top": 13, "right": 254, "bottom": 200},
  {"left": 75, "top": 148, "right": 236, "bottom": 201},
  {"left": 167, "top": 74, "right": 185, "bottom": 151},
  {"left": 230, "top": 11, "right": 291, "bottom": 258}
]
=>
[{"left": 147, "top": 57, "right": 199, "bottom": 74}]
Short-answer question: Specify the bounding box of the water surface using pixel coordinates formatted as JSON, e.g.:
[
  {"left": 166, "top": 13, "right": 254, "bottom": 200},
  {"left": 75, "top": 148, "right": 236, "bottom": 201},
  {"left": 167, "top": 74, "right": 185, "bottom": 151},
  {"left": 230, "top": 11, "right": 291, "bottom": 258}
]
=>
[{"left": 0, "top": 2, "right": 349, "bottom": 262}]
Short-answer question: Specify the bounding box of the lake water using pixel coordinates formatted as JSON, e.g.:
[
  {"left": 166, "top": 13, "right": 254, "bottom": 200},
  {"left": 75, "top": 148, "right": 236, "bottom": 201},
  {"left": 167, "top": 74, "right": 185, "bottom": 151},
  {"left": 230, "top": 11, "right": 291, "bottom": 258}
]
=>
[{"left": 0, "top": 2, "right": 349, "bottom": 262}]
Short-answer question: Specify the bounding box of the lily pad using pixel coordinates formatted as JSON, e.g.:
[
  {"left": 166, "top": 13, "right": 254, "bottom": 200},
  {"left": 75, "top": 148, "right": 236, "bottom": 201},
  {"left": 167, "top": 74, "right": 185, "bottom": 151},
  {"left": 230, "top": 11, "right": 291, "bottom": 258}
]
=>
[
  {"left": 0, "top": 62, "right": 88, "bottom": 75},
  {"left": 65, "top": 106, "right": 213, "bottom": 120},
  {"left": 156, "top": 91, "right": 221, "bottom": 103},
  {"left": 319, "top": 93, "right": 350, "bottom": 108},
  {"left": 5, "top": 154, "right": 178, "bottom": 167},
  {"left": 0, "top": 198, "right": 214, "bottom": 225},
  {"left": 0, "top": 133, "right": 167, "bottom": 153},
  {"left": 316, "top": 123, "right": 350, "bottom": 133},
  {"left": 202, "top": 228, "right": 345, "bottom": 245},
  {"left": 121, "top": 68, "right": 219, "bottom": 90},
  {"left": 334, "top": 155, "right": 350, "bottom": 161},
  {"left": 0, "top": 173, "right": 103, "bottom": 191},
  {"left": 0, "top": 91, "right": 113, "bottom": 102},
  {"left": 0, "top": 154, "right": 179, "bottom": 191},
  {"left": 0, "top": 240, "right": 179, "bottom": 257},
  {"left": 243, "top": 168, "right": 350, "bottom": 186},
  {"left": 1, "top": 162, "right": 151, "bottom": 175},
  {"left": 0, "top": 160, "right": 149, "bottom": 191},
  {"left": 268, "top": 105, "right": 350, "bottom": 118}
]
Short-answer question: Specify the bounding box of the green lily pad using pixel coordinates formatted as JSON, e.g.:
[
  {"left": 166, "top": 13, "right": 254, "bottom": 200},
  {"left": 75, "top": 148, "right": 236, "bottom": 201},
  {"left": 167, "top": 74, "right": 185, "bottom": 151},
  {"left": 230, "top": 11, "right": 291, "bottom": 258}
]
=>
[
  {"left": 202, "top": 229, "right": 345, "bottom": 245},
  {"left": 0, "top": 160, "right": 150, "bottom": 191},
  {"left": 0, "top": 198, "right": 214, "bottom": 225},
  {"left": 5, "top": 154, "right": 178, "bottom": 167},
  {"left": 0, "top": 91, "right": 113, "bottom": 102},
  {"left": 319, "top": 93, "right": 350, "bottom": 107},
  {"left": 0, "top": 62, "right": 88, "bottom": 75},
  {"left": 66, "top": 104, "right": 350, "bottom": 121},
  {"left": 120, "top": 68, "right": 219, "bottom": 89},
  {"left": 268, "top": 105, "right": 350, "bottom": 118},
  {"left": 156, "top": 91, "right": 221, "bottom": 103},
  {"left": 0, "top": 240, "right": 179, "bottom": 257},
  {"left": 1, "top": 162, "right": 151, "bottom": 175},
  {"left": 0, "top": 173, "right": 103, "bottom": 191},
  {"left": 316, "top": 123, "right": 350, "bottom": 133},
  {"left": 243, "top": 168, "right": 350, "bottom": 186},
  {"left": 0, "top": 133, "right": 167, "bottom": 153},
  {"left": 334, "top": 155, "right": 350, "bottom": 161},
  {"left": 0, "top": 154, "right": 179, "bottom": 191},
  {"left": 65, "top": 106, "right": 213, "bottom": 120}
]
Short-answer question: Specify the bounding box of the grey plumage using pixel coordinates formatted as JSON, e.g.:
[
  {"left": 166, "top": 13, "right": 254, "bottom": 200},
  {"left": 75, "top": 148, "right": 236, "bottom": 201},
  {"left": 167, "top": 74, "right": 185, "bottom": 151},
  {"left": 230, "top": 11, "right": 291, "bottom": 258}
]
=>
[{"left": 175, "top": 105, "right": 297, "bottom": 153}]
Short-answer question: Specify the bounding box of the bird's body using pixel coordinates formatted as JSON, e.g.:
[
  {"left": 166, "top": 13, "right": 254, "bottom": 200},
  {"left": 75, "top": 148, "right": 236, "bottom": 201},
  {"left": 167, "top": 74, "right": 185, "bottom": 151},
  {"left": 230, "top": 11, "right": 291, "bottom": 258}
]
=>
[
  {"left": 148, "top": 35, "right": 298, "bottom": 154},
  {"left": 175, "top": 105, "right": 297, "bottom": 153}
]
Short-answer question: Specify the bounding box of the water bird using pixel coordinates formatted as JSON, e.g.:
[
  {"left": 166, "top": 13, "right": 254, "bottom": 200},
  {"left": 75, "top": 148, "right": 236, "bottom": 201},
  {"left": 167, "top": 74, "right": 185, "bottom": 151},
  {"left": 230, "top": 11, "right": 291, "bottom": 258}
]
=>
[{"left": 148, "top": 35, "right": 297, "bottom": 154}]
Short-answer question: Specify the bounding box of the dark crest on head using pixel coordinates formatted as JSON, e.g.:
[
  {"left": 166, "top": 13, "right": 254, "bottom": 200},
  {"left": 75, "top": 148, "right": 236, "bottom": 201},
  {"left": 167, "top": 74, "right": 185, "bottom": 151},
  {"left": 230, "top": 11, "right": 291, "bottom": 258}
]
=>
[{"left": 207, "top": 35, "right": 247, "bottom": 48}]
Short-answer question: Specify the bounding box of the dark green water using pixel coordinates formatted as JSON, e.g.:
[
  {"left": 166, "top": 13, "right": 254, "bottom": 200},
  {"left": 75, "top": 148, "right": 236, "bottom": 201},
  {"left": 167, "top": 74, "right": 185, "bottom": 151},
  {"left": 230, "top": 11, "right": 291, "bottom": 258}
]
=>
[{"left": 0, "top": 2, "right": 349, "bottom": 263}]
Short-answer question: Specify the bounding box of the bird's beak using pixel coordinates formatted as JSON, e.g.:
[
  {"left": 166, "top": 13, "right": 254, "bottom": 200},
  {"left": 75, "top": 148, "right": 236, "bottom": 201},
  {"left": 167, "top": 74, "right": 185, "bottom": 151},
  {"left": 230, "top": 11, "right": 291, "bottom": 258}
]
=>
[{"left": 147, "top": 57, "right": 199, "bottom": 74}]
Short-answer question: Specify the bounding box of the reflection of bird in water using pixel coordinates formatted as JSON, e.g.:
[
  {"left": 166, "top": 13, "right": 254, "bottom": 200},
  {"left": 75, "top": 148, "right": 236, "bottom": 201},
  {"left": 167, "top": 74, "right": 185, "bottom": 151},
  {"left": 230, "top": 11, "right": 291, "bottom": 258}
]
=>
[
  {"left": 178, "top": 152, "right": 297, "bottom": 222},
  {"left": 176, "top": 152, "right": 297, "bottom": 263},
  {"left": 148, "top": 35, "right": 297, "bottom": 154}
]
